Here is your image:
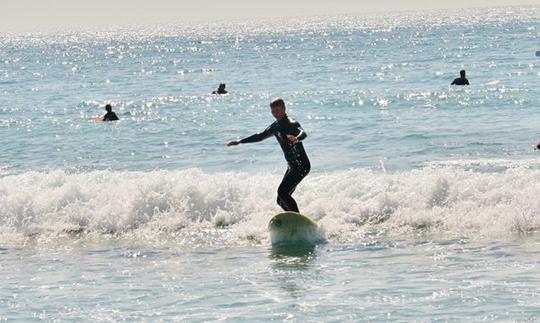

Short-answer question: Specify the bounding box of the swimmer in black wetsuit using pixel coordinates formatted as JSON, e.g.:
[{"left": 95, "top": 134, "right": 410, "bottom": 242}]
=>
[
  {"left": 102, "top": 104, "right": 119, "bottom": 121},
  {"left": 227, "top": 98, "right": 310, "bottom": 213},
  {"left": 212, "top": 83, "right": 228, "bottom": 94},
  {"left": 451, "top": 70, "right": 470, "bottom": 85}
]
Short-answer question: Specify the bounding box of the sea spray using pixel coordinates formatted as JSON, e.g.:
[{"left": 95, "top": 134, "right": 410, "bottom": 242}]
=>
[{"left": 2, "top": 162, "right": 540, "bottom": 245}]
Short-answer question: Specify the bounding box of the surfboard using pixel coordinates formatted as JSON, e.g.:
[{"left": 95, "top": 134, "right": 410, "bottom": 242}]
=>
[{"left": 268, "top": 212, "right": 322, "bottom": 245}]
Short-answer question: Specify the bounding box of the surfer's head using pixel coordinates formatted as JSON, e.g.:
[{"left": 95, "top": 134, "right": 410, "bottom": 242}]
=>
[
  {"left": 270, "top": 98, "right": 286, "bottom": 119},
  {"left": 105, "top": 104, "right": 112, "bottom": 112},
  {"left": 460, "top": 70, "right": 466, "bottom": 78},
  {"left": 218, "top": 83, "right": 226, "bottom": 90}
]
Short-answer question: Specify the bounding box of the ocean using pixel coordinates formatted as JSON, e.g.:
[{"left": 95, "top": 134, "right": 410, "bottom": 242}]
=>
[{"left": 2, "top": 5, "right": 540, "bottom": 321}]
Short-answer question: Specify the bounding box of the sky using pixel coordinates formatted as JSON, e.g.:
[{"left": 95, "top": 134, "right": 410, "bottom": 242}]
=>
[{"left": 1, "top": 0, "right": 540, "bottom": 32}]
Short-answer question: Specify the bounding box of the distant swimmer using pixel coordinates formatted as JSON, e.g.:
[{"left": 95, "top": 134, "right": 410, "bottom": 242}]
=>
[
  {"left": 101, "top": 104, "right": 119, "bottom": 121},
  {"left": 212, "top": 83, "right": 228, "bottom": 94},
  {"left": 451, "top": 70, "right": 470, "bottom": 86},
  {"left": 227, "top": 98, "right": 310, "bottom": 213}
]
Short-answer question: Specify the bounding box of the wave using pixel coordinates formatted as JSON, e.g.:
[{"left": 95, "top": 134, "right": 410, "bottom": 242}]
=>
[{"left": 2, "top": 161, "right": 540, "bottom": 246}]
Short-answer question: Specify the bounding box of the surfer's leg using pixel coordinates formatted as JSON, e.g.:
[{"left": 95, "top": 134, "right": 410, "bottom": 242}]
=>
[
  {"left": 277, "top": 167, "right": 309, "bottom": 212},
  {"left": 287, "top": 166, "right": 310, "bottom": 196},
  {"left": 277, "top": 168, "right": 295, "bottom": 211}
]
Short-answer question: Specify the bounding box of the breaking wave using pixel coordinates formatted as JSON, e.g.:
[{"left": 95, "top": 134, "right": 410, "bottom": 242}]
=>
[{"left": 2, "top": 160, "right": 540, "bottom": 246}]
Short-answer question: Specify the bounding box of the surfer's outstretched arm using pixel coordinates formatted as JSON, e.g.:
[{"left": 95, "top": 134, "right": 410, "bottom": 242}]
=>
[
  {"left": 227, "top": 124, "right": 274, "bottom": 146},
  {"left": 240, "top": 124, "right": 274, "bottom": 143}
]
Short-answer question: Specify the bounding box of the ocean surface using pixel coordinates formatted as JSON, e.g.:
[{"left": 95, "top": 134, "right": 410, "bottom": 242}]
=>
[{"left": 2, "top": 5, "right": 540, "bottom": 321}]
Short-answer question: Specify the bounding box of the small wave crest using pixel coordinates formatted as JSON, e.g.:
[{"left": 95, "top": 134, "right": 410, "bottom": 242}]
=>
[{"left": 2, "top": 162, "right": 540, "bottom": 246}]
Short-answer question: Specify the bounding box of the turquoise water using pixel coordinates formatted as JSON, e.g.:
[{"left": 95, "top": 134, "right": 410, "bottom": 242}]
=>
[{"left": 2, "top": 5, "right": 540, "bottom": 321}]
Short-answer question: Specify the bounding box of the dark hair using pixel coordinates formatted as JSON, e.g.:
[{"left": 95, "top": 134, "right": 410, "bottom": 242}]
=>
[
  {"left": 105, "top": 104, "right": 112, "bottom": 112},
  {"left": 460, "top": 70, "right": 466, "bottom": 76},
  {"left": 270, "top": 98, "right": 286, "bottom": 109}
]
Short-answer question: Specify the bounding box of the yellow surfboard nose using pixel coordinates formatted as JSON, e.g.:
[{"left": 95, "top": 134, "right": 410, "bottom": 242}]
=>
[{"left": 268, "top": 212, "right": 322, "bottom": 245}]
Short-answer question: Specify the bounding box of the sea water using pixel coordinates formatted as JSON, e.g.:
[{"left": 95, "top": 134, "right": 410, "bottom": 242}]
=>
[{"left": 2, "top": 5, "right": 540, "bottom": 321}]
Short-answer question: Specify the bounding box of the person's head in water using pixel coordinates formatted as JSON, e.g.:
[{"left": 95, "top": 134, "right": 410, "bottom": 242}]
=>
[
  {"left": 213, "top": 83, "right": 227, "bottom": 94},
  {"left": 451, "top": 69, "right": 469, "bottom": 85},
  {"left": 270, "top": 98, "right": 286, "bottom": 120},
  {"left": 102, "top": 103, "right": 119, "bottom": 121}
]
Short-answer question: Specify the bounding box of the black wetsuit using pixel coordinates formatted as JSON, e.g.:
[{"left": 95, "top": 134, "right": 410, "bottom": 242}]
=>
[
  {"left": 451, "top": 77, "right": 469, "bottom": 85},
  {"left": 240, "top": 114, "right": 310, "bottom": 212},
  {"left": 103, "top": 111, "right": 119, "bottom": 121}
]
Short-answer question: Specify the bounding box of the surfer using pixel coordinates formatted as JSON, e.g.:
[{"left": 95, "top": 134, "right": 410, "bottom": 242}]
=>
[
  {"left": 101, "top": 104, "right": 119, "bottom": 121},
  {"left": 212, "top": 83, "right": 228, "bottom": 94},
  {"left": 451, "top": 70, "right": 470, "bottom": 85},
  {"left": 227, "top": 98, "right": 310, "bottom": 213}
]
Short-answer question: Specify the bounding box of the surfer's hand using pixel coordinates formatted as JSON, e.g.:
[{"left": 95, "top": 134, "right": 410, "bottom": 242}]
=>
[
  {"left": 287, "top": 135, "right": 299, "bottom": 144},
  {"left": 227, "top": 140, "right": 240, "bottom": 146}
]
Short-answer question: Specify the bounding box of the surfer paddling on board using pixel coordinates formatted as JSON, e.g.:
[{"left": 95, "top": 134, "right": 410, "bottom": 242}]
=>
[{"left": 227, "top": 98, "right": 310, "bottom": 213}]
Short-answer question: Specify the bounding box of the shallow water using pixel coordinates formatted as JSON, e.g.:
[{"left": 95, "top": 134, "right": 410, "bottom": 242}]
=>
[
  {"left": 2, "top": 238, "right": 540, "bottom": 321},
  {"left": 2, "top": 5, "right": 540, "bottom": 321}
]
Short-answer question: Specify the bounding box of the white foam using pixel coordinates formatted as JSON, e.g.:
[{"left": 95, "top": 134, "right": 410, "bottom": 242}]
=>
[{"left": 2, "top": 161, "right": 540, "bottom": 246}]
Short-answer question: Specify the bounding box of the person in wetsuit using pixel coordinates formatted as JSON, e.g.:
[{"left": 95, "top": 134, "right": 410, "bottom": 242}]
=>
[
  {"left": 227, "top": 98, "right": 310, "bottom": 213},
  {"left": 102, "top": 104, "right": 119, "bottom": 121},
  {"left": 451, "top": 70, "right": 470, "bottom": 85},
  {"left": 212, "top": 83, "right": 228, "bottom": 94}
]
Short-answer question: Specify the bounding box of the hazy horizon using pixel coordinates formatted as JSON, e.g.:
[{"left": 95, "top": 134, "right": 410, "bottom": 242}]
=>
[{"left": 1, "top": 0, "right": 540, "bottom": 32}]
